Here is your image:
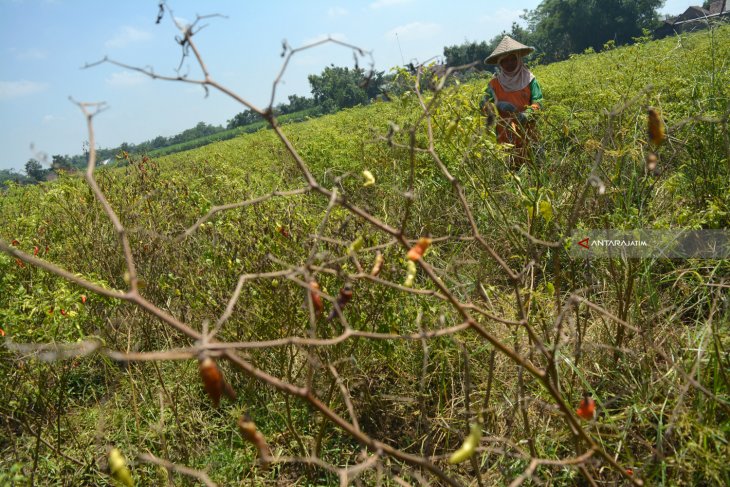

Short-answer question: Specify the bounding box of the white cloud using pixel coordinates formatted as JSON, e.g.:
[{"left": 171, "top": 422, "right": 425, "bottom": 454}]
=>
[
  {"left": 327, "top": 6, "right": 348, "bottom": 18},
  {"left": 479, "top": 8, "right": 524, "bottom": 25},
  {"left": 301, "top": 33, "right": 347, "bottom": 46},
  {"left": 42, "top": 114, "right": 59, "bottom": 124},
  {"left": 105, "top": 26, "right": 152, "bottom": 49},
  {"left": 105, "top": 71, "right": 148, "bottom": 87},
  {"left": 8, "top": 47, "right": 48, "bottom": 60},
  {"left": 385, "top": 22, "right": 442, "bottom": 42},
  {"left": 370, "top": 0, "right": 413, "bottom": 9},
  {"left": 0, "top": 80, "right": 49, "bottom": 100}
]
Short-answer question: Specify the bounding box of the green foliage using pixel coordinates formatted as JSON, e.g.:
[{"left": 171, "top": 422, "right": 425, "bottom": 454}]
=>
[
  {"left": 280, "top": 94, "right": 316, "bottom": 114},
  {"left": 226, "top": 108, "right": 262, "bottom": 129},
  {"left": 168, "top": 121, "right": 224, "bottom": 145},
  {"left": 51, "top": 154, "right": 73, "bottom": 172},
  {"left": 24, "top": 158, "right": 49, "bottom": 182},
  {"left": 228, "top": 96, "right": 319, "bottom": 130},
  {"left": 0, "top": 463, "right": 26, "bottom": 485},
  {"left": 308, "top": 65, "right": 385, "bottom": 112},
  {"left": 446, "top": 21, "right": 538, "bottom": 70},
  {"left": 525, "top": 0, "right": 664, "bottom": 62},
  {"left": 0, "top": 169, "right": 32, "bottom": 189},
  {"left": 443, "top": 40, "right": 493, "bottom": 69},
  {"left": 149, "top": 107, "right": 324, "bottom": 158},
  {"left": 448, "top": 0, "right": 666, "bottom": 69}
]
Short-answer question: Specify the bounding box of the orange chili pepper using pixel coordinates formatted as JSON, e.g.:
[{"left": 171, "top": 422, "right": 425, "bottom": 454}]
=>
[
  {"left": 407, "top": 237, "right": 432, "bottom": 261},
  {"left": 370, "top": 252, "right": 384, "bottom": 277},
  {"left": 237, "top": 415, "right": 272, "bottom": 468}
]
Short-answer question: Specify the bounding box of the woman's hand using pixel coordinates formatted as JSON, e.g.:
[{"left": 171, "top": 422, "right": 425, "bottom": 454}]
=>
[{"left": 496, "top": 101, "right": 516, "bottom": 112}]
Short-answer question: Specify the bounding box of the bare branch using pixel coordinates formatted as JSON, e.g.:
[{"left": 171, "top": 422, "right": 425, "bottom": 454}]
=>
[{"left": 138, "top": 452, "right": 218, "bottom": 487}]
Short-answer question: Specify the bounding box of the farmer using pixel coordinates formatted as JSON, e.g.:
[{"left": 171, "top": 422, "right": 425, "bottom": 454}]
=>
[{"left": 481, "top": 36, "right": 543, "bottom": 158}]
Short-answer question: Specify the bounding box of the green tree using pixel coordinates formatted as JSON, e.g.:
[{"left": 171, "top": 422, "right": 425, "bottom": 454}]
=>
[
  {"left": 24, "top": 158, "right": 47, "bottom": 182},
  {"left": 525, "top": 0, "right": 664, "bottom": 62},
  {"left": 308, "top": 65, "right": 384, "bottom": 112},
  {"left": 169, "top": 122, "right": 223, "bottom": 144},
  {"left": 444, "top": 40, "right": 492, "bottom": 69},
  {"left": 150, "top": 136, "right": 168, "bottom": 149},
  {"left": 362, "top": 70, "right": 386, "bottom": 100},
  {"left": 51, "top": 155, "right": 73, "bottom": 172},
  {"left": 227, "top": 109, "right": 262, "bottom": 129},
  {"left": 0, "top": 168, "right": 31, "bottom": 188},
  {"left": 445, "top": 20, "right": 536, "bottom": 70},
  {"left": 281, "top": 94, "right": 315, "bottom": 114}
]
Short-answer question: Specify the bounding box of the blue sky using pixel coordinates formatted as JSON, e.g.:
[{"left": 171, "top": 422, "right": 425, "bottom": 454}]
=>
[{"left": 0, "top": 0, "right": 691, "bottom": 172}]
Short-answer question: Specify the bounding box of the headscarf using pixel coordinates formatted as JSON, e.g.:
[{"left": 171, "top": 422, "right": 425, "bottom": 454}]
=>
[{"left": 496, "top": 58, "right": 534, "bottom": 93}]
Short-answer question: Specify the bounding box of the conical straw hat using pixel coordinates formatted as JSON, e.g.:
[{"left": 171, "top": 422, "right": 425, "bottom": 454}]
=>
[{"left": 484, "top": 36, "right": 535, "bottom": 64}]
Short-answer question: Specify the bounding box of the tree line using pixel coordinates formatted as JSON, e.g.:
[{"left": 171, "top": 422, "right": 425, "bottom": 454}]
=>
[
  {"left": 444, "top": 0, "right": 664, "bottom": 67},
  {"left": 226, "top": 66, "right": 387, "bottom": 130}
]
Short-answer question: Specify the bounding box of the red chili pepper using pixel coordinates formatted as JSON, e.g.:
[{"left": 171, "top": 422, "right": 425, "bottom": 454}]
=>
[
  {"left": 327, "top": 284, "right": 353, "bottom": 322},
  {"left": 81, "top": 295, "right": 87, "bottom": 304},
  {"left": 11, "top": 239, "right": 19, "bottom": 246},
  {"left": 198, "top": 357, "right": 237, "bottom": 408},
  {"left": 309, "top": 281, "right": 323, "bottom": 317},
  {"left": 15, "top": 259, "right": 25, "bottom": 268},
  {"left": 60, "top": 309, "right": 67, "bottom": 316},
  {"left": 576, "top": 394, "right": 596, "bottom": 420},
  {"left": 0, "top": 327, "right": 5, "bottom": 337},
  {"left": 33, "top": 246, "right": 39, "bottom": 256}
]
